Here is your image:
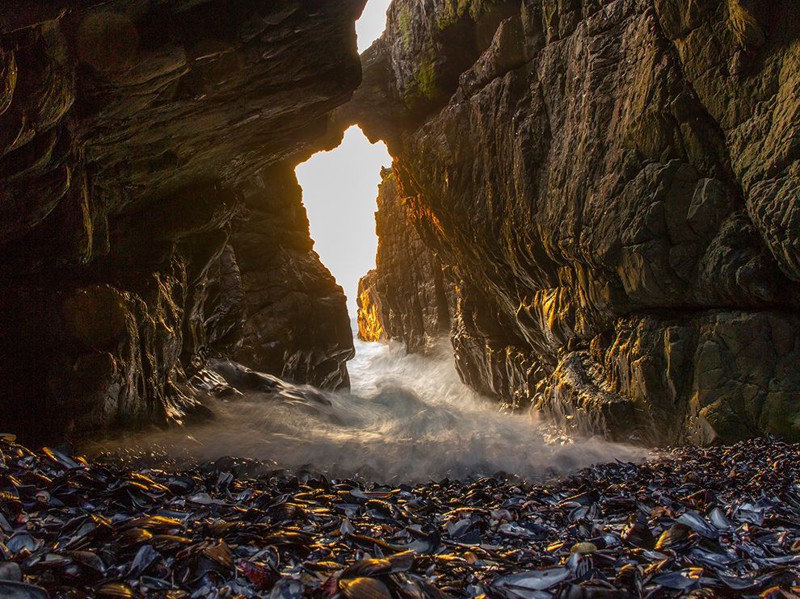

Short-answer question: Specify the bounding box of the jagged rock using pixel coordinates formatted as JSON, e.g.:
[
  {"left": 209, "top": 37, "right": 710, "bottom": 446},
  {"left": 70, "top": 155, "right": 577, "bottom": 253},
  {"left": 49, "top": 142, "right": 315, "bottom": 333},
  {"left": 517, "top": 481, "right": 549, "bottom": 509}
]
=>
[
  {"left": 353, "top": 0, "right": 800, "bottom": 444},
  {"left": 450, "top": 282, "right": 541, "bottom": 411},
  {"left": 0, "top": 0, "right": 366, "bottom": 442},
  {"left": 232, "top": 165, "right": 354, "bottom": 391},
  {"left": 358, "top": 270, "right": 387, "bottom": 342},
  {"left": 534, "top": 311, "right": 800, "bottom": 445},
  {"left": 201, "top": 244, "right": 246, "bottom": 359},
  {"left": 357, "top": 168, "right": 454, "bottom": 353}
]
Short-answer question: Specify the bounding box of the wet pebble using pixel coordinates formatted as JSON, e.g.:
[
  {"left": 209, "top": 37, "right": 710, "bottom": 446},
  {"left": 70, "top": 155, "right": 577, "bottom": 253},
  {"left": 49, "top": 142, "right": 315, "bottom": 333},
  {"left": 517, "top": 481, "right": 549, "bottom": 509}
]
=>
[{"left": 0, "top": 437, "right": 797, "bottom": 597}]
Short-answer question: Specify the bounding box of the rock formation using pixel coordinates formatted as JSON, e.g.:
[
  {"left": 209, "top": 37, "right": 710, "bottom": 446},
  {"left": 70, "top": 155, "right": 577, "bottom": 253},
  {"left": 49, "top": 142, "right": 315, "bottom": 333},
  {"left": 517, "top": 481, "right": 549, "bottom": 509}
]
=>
[
  {"left": 0, "top": 0, "right": 364, "bottom": 442},
  {"left": 232, "top": 165, "right": 354, "bottom": 391},
  {"left": 357, "top": 168, "right": 454, "bottom": 353},
  {"left": 353, "top": 0, "right": 800, "bottom": 444},
  {"left": 3, "top": 0, "right": 798, "bottom": 448}
]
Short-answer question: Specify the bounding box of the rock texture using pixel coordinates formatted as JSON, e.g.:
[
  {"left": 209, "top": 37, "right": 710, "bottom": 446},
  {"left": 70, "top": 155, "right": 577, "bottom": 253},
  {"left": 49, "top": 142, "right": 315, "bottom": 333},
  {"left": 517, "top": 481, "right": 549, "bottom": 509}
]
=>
[
  {"left": 357, "top": 168, "right": 454, "bottom": 352},
  {"left": 353, "top": 0, "right": 800, "bottom": 444},
  {"left": 0, "top": 0, "right": 365, "bottom": 442},
  {"left": 232, "top": 165, "right": 354, "bottom": 390}
]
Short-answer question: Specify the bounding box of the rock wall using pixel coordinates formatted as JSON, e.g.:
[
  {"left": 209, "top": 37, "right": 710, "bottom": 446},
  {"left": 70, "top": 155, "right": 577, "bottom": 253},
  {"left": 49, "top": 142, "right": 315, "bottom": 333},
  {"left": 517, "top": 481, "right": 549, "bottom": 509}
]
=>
[
  {"left": 232, "top": 165, "right": 354, "bottom": 390},
  {"left": 0, "top": 0, "right": 365, "bottom": 442},
  {"left": 357, "top": 168, "right": 454, "bottom": 352},
  {"left": 353, "top": 0, "right": 800, "bottom": 444}
]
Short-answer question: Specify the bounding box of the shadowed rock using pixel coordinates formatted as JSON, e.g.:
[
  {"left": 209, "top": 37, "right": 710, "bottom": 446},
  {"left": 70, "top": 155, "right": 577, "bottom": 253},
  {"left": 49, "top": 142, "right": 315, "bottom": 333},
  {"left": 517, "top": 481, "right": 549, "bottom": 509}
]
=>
[
  {"left": 232, "top": 165, "right": 354, "bottom": 391},
  {"left": 0, "top": 0, "right": 366, "bottom": 442}
]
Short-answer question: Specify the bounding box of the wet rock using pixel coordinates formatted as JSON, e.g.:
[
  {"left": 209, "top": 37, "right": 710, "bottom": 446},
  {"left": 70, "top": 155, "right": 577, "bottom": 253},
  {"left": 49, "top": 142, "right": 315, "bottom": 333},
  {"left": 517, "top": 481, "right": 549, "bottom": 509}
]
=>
[
  {"left": 0, "top": 0, "right": 366, "bottom": 441},
  {"left": 351, "top": 0, "right": 800, "bottom": 444}
]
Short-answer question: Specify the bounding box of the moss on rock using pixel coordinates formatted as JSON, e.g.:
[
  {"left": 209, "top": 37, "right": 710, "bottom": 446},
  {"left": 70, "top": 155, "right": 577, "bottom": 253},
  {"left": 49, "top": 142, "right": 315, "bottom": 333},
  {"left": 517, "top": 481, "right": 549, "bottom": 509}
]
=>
[
  {"left": 437, "top": 0, "right": 504, "bottom": 29},
  {"left": 398, "top": 7, "right": 413, "bottom": 49},
  {"left": 402, "top": 57, "right": 442, "bottom": 110}
]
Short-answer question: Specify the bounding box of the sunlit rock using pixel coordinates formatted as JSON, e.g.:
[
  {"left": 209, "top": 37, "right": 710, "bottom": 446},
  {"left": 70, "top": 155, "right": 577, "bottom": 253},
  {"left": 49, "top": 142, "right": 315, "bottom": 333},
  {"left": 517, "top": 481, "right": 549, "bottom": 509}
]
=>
[
  {"left": 353, "top": 0, "right": 800, "bottom": 444},
  {"left": 356, "top": 168, "right": 454, "bottom": 353}
]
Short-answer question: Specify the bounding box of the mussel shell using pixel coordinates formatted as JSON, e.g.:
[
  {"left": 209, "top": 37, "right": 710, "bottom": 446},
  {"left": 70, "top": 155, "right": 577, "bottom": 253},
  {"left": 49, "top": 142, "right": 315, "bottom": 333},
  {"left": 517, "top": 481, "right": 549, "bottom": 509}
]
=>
[
  {"left": 128, "top": 544, "right": 160, "bottom": 577},
  {"left": 95, "top": 582, "right": 134, "bottom": 597},
  {"left": 42, "top": 447, "right": 82, "bottom": 470},
  {"left": 561, "top": 582, "right": 623, "bottom": 598},
  {"left": 138, "top": 576, "right": 173, "bottom": 591},
  {"left": 239, "top": 560, "right": 278, "bottom": 590},
  {"left": 621, "top": 519, "right": 655, "bottom": 549},
  {"left": 341, "top": 557, "right": 393, "bottom": 578},
  {"left": 676, "top": 511, "right": 719, "bottom": 539},
  {"left": 269, "top": 578, "right": 303, "bottom": 599},
  {"left": 6, "top": 534, "right": 42, "bottom": 556},
  {"left": 708, "top": 507, "right": 732, "bottom": 530},
  {"left": 339, "top": 577, "right": 393, "bottom": 599},
  {"left": 0, "top": 580, "right": 49, "bottom": 599},
  {"left": 0, "top": 561, "right": 22, "bottom": 582},
  {"left": 493, "top": 566, "right": 572, "bottom": 592},
  {"left": 201, "top": 541, "right": 234, "bottom": 570},
  {"left": 655, "top": 524, "right": 693, "bottom": 551},
  {"left": 650, "top": 567, "right": 702, "bottom": 590}
]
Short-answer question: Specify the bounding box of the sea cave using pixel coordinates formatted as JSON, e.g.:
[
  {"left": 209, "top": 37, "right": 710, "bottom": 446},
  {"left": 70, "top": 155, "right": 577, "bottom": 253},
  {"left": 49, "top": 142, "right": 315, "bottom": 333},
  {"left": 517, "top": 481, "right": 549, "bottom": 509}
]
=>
[{"left": 0, "top": 0, "right": 799, "bottom": 596}]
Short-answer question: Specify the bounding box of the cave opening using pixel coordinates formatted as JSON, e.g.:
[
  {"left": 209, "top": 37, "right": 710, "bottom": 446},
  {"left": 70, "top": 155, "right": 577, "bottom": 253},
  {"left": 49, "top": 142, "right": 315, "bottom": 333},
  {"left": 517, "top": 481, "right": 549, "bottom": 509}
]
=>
[
  {"left": 295, "top": 125, "right": 391, "bottom": 318},
  {"left": 292, "top": 0, "right": 394, "bottom": 319}
]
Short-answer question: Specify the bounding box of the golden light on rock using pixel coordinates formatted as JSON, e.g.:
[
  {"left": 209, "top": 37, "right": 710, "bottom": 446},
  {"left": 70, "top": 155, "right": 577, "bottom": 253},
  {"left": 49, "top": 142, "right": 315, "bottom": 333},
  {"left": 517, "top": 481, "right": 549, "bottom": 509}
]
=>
[{"left": 357, "top": 277, "right": 386, "bottom": 342}]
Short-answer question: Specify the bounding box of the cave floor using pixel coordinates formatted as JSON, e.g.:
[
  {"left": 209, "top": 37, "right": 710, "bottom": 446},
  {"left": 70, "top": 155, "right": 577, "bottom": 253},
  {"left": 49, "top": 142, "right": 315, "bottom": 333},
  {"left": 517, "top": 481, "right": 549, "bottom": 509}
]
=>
[{"left": 0, "top": 436, "right": 798, "bottom": 598}]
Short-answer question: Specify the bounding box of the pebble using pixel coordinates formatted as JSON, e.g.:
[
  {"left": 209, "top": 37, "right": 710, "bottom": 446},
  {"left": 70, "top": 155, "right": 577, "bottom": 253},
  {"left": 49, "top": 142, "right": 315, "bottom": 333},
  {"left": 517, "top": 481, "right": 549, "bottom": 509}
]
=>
[{"left": 0, "top": 436, "right": 798, "bottom": 597}]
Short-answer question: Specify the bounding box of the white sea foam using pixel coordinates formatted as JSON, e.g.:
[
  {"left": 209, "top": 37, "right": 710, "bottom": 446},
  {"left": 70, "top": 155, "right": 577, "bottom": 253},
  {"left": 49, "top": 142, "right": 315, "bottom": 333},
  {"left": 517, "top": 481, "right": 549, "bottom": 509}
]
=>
[{"left": 103, "top": 335, "right": 646, "bottom": 481}]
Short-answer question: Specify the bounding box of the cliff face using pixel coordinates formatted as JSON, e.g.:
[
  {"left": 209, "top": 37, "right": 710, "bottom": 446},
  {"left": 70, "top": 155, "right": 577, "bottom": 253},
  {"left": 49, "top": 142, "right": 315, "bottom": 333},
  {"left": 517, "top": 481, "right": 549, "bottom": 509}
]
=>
[
  {"left": 0, "top": 0, "right": 364, "bottom": 442},
  {"left": 357, "top": 168, "right": 454, "bottom": 352},
  {"left": 232, "top": 165, "right": 354, "bottom": 390},
  {"left": 354, "top": 0, "right": 800, "bottom": 444}
]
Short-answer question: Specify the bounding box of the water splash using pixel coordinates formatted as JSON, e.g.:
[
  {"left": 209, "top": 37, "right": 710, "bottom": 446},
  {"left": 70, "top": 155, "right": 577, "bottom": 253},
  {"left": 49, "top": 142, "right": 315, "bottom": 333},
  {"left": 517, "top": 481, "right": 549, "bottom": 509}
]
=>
[{"left": 101, "top": 337, "right": 646, "bottom": 482}]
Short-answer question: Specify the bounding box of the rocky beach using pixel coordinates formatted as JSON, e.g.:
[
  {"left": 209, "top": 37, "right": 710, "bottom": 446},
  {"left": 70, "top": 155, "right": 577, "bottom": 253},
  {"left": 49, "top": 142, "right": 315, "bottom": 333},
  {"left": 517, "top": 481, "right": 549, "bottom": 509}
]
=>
[
  {"left": 0, "top": 436, "right": 799, "bottom": 598},
  {"left": 1, "top": 1, "right": 799, "bottom": 597}
]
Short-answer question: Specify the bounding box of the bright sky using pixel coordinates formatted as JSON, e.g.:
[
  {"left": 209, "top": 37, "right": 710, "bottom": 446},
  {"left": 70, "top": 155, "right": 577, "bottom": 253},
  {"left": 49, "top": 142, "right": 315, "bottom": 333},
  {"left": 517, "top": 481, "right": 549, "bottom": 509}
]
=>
[{"left": 295, "top": 0, "right": 393, "bottom": 315}]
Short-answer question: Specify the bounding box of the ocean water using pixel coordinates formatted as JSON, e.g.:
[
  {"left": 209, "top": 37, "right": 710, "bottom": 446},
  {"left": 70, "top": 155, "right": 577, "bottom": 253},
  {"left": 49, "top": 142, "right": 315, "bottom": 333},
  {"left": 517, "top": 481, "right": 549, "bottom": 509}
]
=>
[{"left": 103, "top": 335, "right": 646, "bottom": 482}]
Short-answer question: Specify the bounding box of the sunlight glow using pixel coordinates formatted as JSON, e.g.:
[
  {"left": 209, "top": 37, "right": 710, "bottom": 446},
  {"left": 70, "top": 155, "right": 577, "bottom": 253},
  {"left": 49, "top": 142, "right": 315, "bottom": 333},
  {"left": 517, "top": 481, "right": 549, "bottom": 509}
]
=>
[
  {"left": 295, "top": 1, "right": 393, "bottom": 315},
  {"left": 356, "top": 0, "right": 392, "bottom": 52},
  {"left": 296, "top": 126, "right": 392, "bottom": 315}
]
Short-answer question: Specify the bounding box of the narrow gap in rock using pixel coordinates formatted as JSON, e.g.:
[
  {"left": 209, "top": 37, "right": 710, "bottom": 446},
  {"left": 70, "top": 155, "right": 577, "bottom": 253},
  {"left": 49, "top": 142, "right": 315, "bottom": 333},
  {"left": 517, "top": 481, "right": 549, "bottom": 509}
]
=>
[{"left": 295, "top": 125, "right": 391, "bottom": 318}]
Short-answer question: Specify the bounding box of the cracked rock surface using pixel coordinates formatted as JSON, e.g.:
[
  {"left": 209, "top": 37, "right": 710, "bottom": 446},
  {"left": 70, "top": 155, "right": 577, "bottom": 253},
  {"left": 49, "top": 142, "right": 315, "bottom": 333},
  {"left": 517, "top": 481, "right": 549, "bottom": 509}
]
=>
[{"left": 353, "top": 0, "right": 800, "bottom": 444}]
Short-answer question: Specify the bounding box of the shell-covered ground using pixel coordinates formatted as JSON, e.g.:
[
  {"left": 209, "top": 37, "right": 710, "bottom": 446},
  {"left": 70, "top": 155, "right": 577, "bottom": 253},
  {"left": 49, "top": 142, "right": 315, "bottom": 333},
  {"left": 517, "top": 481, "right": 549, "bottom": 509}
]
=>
[{"left": 0, "top": 436, "right": 799, "bottom": 598}]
